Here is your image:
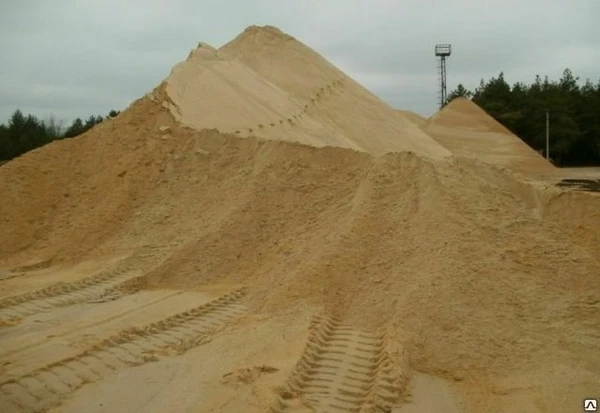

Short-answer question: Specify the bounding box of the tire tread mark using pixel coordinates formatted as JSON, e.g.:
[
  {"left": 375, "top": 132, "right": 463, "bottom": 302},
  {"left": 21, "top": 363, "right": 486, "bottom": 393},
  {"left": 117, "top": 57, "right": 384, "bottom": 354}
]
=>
[
  {"left": 270, "top": 314, "right": 404, "bottom": 413},
  {"left": 0, "top": 271, "right": 25, "bottom": 282},
  {"left": 0, "top": 248, "right": 170, "bottom": 323},
  {"left": 0, "top": 288, "right": 246, "bottom": 413}
]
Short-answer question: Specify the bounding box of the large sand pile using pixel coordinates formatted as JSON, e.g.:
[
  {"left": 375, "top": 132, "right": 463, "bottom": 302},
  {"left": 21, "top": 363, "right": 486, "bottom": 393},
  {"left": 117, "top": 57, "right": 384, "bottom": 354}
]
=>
[
  {"left": 425, "top": 97, "right": 556, "bottom": 176},
  {"left": 0, "top": 26, "right": 598, "bottom": 413}
]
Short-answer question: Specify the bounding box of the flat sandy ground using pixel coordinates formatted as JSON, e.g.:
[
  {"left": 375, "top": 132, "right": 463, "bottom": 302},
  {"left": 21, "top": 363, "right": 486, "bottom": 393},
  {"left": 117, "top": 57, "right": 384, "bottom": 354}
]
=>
[
  {"left": 0, "top": 263, "right": 462, "bottom": 413},
  {"left": 557, "top": 167, "right": 600, "bottom": 179},
  {"left": 532, "top": 166, "right": 600, "bottom": 188}
]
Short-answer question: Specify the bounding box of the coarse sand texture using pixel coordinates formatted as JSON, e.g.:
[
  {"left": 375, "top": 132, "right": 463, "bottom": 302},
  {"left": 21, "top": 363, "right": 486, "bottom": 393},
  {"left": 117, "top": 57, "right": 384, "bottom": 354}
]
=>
[{"left": 0, "top": 25, "right": 598, "bottom": 413}]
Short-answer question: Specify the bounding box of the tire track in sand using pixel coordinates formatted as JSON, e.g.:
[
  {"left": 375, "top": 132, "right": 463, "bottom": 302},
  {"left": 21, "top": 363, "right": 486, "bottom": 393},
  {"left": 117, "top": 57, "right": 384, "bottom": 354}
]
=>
[
  {"left": 0, "top": 248, "right": 166, "bottom": 325},
  {"left": 271, "top": 315, "right": 402, "bottom": 413},
  {"left": 0, "top": 288, "right": 246, "bottom": 413},
  {"left": 0, "top": 272, "right": 23, "bottom": 282},
  {"left": 0, "top": 291, "right": 187, "bottom": 360}
]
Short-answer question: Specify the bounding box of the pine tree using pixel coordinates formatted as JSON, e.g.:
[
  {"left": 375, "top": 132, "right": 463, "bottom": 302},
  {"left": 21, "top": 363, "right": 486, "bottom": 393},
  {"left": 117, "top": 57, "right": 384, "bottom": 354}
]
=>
[{"left": 447, "top": 84, "right": 472, "bottom": 103}]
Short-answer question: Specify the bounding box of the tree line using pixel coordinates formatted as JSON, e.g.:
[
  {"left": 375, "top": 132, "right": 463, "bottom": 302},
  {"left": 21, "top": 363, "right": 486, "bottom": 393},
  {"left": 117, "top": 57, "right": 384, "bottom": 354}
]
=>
[
  {"left": 448, "top": 68, "right": 600, "bottom": 166},
  {"left": 0, "top": 109, "right": 120, "bottom": 161}
]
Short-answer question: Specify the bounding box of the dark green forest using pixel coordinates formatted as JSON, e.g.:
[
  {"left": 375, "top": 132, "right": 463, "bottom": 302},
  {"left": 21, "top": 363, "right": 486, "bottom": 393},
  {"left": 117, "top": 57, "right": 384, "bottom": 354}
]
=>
[
  {"left": 448, "top": 68, "right": 600, "bottom": 166},
  {"left": 0, "top": 109, "right": 120, "bottom": 162},
  {"left": 1, "top": 68, "right": 599, "bottom": 166}
]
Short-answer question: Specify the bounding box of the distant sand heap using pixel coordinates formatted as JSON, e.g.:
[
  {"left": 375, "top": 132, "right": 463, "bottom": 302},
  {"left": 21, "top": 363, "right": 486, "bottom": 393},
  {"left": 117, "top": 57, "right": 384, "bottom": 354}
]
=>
[
  {"left": 0, "top": 25, "right": 598, "bottom": 413},
  {"left": 424, "top": 97, "right": 556, "bottom": 176}
]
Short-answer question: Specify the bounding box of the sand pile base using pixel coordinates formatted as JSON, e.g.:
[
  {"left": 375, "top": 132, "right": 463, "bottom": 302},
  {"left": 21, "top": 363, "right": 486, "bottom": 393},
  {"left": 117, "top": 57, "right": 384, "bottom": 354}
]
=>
[{"left": 0, "top": 95, "right": 598, "bottom": 412}]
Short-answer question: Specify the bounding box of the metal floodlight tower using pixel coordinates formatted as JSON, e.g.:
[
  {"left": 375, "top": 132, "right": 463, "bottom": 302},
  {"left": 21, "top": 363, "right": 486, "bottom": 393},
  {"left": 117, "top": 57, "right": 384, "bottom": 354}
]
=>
[{"left": 435, "top": 44, "right": 452, "bottom": 108}]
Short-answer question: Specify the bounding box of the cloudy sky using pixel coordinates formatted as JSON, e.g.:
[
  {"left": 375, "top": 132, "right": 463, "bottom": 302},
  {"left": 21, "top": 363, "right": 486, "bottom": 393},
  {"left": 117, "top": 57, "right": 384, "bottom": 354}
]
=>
[{"left": 1, "top": 0, "right": 598, "bottom": 124}]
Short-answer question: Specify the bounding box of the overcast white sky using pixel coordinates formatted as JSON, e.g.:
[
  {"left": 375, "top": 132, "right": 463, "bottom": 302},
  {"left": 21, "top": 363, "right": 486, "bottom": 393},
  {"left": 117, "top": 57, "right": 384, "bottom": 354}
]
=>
[{"left": 1, "top": 0, "right": 598, "bottom": 124}]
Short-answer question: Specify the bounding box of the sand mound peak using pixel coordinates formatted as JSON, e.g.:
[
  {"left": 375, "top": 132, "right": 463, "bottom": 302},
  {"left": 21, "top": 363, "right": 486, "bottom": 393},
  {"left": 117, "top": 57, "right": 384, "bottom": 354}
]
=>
[
  {"left": 221, "top": 25, "right": 347, "bottom": 101},
  {"left": 163, "top": 26, "right": 450, "bottom": 159},
  {"left": 238, "top": 24, "right": 294, "bottom": 40},
  {"left": 425, "top": 98, "right": 555, "bottom": 176}
]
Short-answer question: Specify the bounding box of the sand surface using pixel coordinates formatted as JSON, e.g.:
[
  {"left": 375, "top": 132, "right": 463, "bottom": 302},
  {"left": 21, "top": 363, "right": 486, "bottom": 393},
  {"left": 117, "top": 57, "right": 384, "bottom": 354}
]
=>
[
  {"left": 166, "top": 26, "right": 450, "bottom": 159},
  {"left": 1, "top": 25, "right": 599, "bottom": 413},
  {"left": 397, "top": 110, "right": 427, "bottom": 128}
]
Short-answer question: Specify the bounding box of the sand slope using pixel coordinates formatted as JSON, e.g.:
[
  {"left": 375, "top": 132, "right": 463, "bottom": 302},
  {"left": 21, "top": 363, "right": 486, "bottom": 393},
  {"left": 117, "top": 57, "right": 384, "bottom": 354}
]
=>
[
  {"left": 0, "top": 25, "right": 598, "bottom": 413},
  {"left": 397, "top": 109, "right": 427, "bottom": 128},
  {"left": 425, "top": 98, "right": 556, "bottom": 176},
  {"left": 166, "top": 25, "right": 449, "bottom": 159}
]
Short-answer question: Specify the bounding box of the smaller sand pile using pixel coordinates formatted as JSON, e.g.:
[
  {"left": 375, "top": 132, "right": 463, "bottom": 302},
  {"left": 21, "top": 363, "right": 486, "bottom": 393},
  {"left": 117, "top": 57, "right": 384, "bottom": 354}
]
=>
[{"left": 425, "top": 97, "right": 556, "bottom": 176}]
